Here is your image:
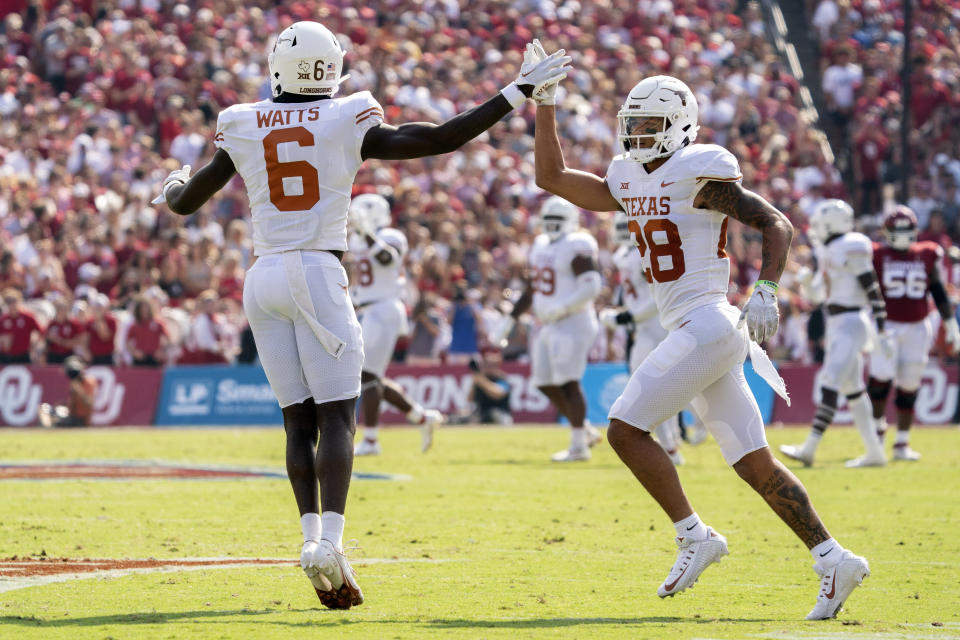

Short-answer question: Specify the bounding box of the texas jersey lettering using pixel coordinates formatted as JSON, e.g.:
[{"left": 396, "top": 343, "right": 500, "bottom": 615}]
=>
[{"left": 605, "top": 144, "right": 739, "bottom": 330}]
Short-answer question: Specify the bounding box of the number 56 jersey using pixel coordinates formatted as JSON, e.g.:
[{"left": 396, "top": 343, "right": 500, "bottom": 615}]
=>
[
  {"left": 604, "top": 144, "right": 739, "bottom": 330},
  {"left": 214, "top": 92, "right": 384, "bottom": 256}
]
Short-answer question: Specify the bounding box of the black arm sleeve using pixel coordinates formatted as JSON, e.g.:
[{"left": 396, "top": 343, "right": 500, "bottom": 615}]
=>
[
  {"left": 361, "top": 91, "right": 523, "bottom": 161},
  {"left": 929, "top": 278, "right": 953, "bottom": 320},
  {"left": 857, "top": 270, "right": 886, "bottom": 331}
]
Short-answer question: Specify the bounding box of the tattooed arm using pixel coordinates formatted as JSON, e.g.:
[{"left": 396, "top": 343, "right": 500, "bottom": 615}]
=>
[{"left": 695, "top": 181, "right": 794, "bottom": 283}]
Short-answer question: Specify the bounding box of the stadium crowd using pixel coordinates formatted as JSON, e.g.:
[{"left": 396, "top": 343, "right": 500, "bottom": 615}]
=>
[{"left": 0, "top": 0, "right": 957, "bottom": 368}]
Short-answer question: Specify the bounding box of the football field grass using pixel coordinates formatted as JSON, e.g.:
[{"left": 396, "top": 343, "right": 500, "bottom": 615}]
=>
[{"left": 1, "top": 424, "right": 958, "bottom": 639}]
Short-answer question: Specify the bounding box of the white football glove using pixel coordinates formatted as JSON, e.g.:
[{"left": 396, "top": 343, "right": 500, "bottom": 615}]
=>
[
  {"left": 524, "top": 39, "right": 564, "bottom": 106},
  {"left": 515, "top": 43, "right": 571, "bottom": 102},
  {"left": 348, "top": 207, "right": 375, "bottom": 238},
  {"left": 737, "top": 281, "right": 779, "bottom": 343},
  {"left": 488, "top": 315, "right": 516, "bottom": 349},
  {"left": 944, "top": 317, "right": 960, "bottom": 352},
  {"left": 151, "top": 164, "right": 192, "bottom": 205},
  {"left": 599, "top": 308, "right": 620, "bottom": 329},
  {"left": 537, "top": 302, "right": 570, "bottom": 325}
]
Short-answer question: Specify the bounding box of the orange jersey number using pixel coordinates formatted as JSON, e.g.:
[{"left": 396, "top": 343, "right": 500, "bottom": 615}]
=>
[
  {"left": 628, "top": 219, "right": 686, "bottom": 283},
  {"left": 263, "top": 126, "right": 321, "bottom": 211}
]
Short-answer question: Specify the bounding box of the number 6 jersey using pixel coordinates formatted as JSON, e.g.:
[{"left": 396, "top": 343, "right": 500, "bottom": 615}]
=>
[
  {"left": 214, "top": 92, "right": 384, "bottom": 256},
  {"left": 604, "top": 144, "right": 740, "bottom": 330}
]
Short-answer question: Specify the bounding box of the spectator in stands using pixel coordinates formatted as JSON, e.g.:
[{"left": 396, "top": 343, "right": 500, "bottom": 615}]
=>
[
  {"left": 407, "top": 292, "right": 446, "bottom": 365},
  {"left": 0, "top": 288, "right": 43, "bottom": 364},
  {"left": 185, "top": 289, "right": 231, "bottom": 364},
  {"left": 86, "top": 293, "right": 117, "bottom": 366},
  {"left": 447, "top": 282, "right": 480, "bottom": 364},
  {"left": 126, "top": 296, "right": 169, "bottom": 367},
  {"left": 822, "top": 45, "right": 862, "bottom": 136},
  {"left": 44, "top": 296, "right": 84, "bottom": 364}
]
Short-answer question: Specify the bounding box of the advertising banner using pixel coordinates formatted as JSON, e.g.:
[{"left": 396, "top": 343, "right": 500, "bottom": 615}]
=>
[
  {"left": 772, "top": 363, "right": 958, "bottom": 425},
  {"left": 0, "top": 365, "right": 162, "bottom": 427},
  {"left": 154, "top": 365, "right": 282, "bottom": 426}
]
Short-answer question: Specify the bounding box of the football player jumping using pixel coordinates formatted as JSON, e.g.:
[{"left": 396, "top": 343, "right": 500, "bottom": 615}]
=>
[
  {"left": 867, "top": 205, "right": 960, "bottom": 460},
  {"left": 154, "top": 23, "right": 570, "bottom": 609},
  {"left": 493, "top": 195, "right": 603, "bottom": 461},
  {"left": 533, "top": 61, "right": 869, "bottom": 620},
  {"left": 780, "top": 200, "right": 889, "bottom": 468},
  {"left": 347, "top": 193, "right": 444, "bottom": 456}
]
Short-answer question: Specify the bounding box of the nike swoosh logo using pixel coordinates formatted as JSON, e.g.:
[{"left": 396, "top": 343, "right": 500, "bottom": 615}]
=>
[
  {"left": 661, "top": 181, "right": 676, "bottom": 188},
  {"left": 825, "top": 569, "right": 837, "bottom": 599},
  {"left": 819, "top": 547, "right": 835, "bottom": 558},
  {"left": 686, "top": 523, "right": 698, "bottom": 531},
  {"left": 663, "top": 564, "right": 689, "bottom": 592},
  {"left": 678, "top": 320, "right": 691, "bottom": 329}
]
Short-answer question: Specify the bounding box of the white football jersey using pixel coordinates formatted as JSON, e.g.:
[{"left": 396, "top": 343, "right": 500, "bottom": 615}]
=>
[
  {"left": 528, "top": 231, "right": 599, "bottom": 319},
  {"left": 605, "top": 144, "right": 740, "bottom": 330},
  {"left": 820, "top": 232, "right": 873, "bottom": 307},
  {"left": 349, "top": 227, "right": 408, "bottom": 305},
  {"left": 214, "top": 91, "right": 385, "bottom": 256},
  {"left": 612, "top": 244, "right": 655, "bottom": 320}
]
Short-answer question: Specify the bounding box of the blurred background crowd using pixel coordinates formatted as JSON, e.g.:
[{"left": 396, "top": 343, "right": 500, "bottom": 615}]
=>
[{"left": 1, "top": 0, "right": 958, "bottom": 368}]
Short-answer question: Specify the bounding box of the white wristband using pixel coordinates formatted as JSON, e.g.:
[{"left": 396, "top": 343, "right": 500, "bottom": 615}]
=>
[{"left": 500, "top": 83, "right": 526, "bottom": 109}]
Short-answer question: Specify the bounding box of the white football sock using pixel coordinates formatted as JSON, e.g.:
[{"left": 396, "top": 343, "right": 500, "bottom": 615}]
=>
[
  {"left": 320, "top": 511, "right": 345, "bottom": 551},
  {"left": 849, "top": 394, "right": 883, "bottom": 456},
  {"left": 673, "top": 512, "right": 708, "bottom": 540},
  {"left": 895, "top": 429, "right": 910, "bottom": 445},
  {"left": 811, "top": 538, "right": 842, "bottom": 568},
  {"left": 802, "top": 429, "right": 823, "bottom": 453},
  {"left": 301, "top": 512, "right": 321, "bottom": 542},
  {"left": 363, "top": 426, "right": 380, "bottom": 442},
  {"left": 570, "top": 426, "right": 587, "bottom": 450}
]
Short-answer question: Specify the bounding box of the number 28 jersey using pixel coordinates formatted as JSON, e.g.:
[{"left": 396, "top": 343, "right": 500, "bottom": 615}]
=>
[
  {"left": 348, "top": 228, "right": 409, "bottom": 306},
  {"left": 214, "top": 91, "right": 384, "bottom": 256},
  {"left": 604, "top": 144, "right": 740, "bottom": 330}
]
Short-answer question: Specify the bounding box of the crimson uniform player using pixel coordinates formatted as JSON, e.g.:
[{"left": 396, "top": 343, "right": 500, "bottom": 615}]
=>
[{"left": 867, "top": 205, "right": 960, "bottom": 459}]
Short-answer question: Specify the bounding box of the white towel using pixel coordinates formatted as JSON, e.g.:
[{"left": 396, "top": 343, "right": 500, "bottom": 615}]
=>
[
  {"left": 748, "top": 338, "right": 791, "bottom": 406},
  {"left": 282, "top": 251, "right": 346, "bottom": 359}
]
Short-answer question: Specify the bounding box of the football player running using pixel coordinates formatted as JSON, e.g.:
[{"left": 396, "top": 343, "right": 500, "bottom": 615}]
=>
[
  {"left": 780, "top": 200, "right": 889, "bottom": 468},
  {"left": 154, "top": 23, "right": 570, "bottom": 609},
  {"left": 347, "top": 193, "right": 444, "bottom": 456},
  {"left": 601, "top": 213, "right": 685, "bottom": 465},
  {"left": 533, "top": 65, "right": 869, "bottom": 620},
  {"left": 494, "top": 195, "right": 603, "bottom": 461},
  {"left": 866, "top": 205, "right": 960, "bottom": 460}
]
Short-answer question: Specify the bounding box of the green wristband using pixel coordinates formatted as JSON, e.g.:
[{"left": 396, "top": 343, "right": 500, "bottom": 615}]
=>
[{"left": 756, "top": 280, "right": 779, "bottom": 292}]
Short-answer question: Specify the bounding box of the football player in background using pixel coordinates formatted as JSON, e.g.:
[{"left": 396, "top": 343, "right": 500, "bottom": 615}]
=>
[
  {"left": 493, "top": 196, "right": 602, "bottom": 462},
  {"left": 154, "top": 22, "right": 570, "bottom": 609},
  {"left": 347, "top": 194, "right": 444, "bottom": 456},
  {"left": 600, "top": 213, "right": 685, "bottom": 465},
  {"left": 534, "top": 64, "right": 869, "bottom": 620},
  {"left": 780, "top": 199, "right": 889, "bottom": 468},
  {"left": 866, "top": 205, "right": 960, "bottom": 460}
]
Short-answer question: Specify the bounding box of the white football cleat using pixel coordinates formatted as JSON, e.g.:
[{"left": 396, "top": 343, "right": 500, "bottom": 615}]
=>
[
  {"left": 586, "top": 425, "right": 603, "bottom": 448},
  {"left": 420, "top": 409, "right": 444, "bottom": 453},
  {"left": 806, "top": 550, "right": 870, "bottom": 620},
  {"left": 551, "top": 447, "right": 590, "bottom": 462},
  {"left": 354, "top": 438, "right": 382, "bottom": 457},
  {"left": 301, "top": 539, "right": 364, "bottom": 609},
  {"left": 657, "top": 527, "right": 728, "bottom": 598},
  {"left": 780, "top": 443, "right": 815, "bottom": 467},
  {"left": 844, "top": 452, "right": 886, "bottom": 468},
  {"left": 892, "top": 444, "right": 921, "bottom": 461}
]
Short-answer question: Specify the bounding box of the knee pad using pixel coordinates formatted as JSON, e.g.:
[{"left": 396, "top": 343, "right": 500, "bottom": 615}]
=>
[
  {"left": 867, "top": 377, "right": 891, "bottom": 403},
  {"left": 894, "top": 388, "right": 917, "bottom": 412}
]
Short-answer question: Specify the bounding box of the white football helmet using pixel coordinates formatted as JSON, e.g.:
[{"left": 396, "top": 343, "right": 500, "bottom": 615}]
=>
[
  {"left": 349, "top": 193, "right": 392, "bottom": 232},
  {"left": 612, "top": 212, "right": 634, "bottom": 247},
  {"left": 809, "top": 199, "right": 854, "bottom": 243},
  {"left": 540, "top": 196, "right": 580, "bottom": 241},
  {"left": 617, "top": 76, "right": 700, "bottom": 163},
  {"left": 268, "top": 21, "right": 348, "bottom": 98}
]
